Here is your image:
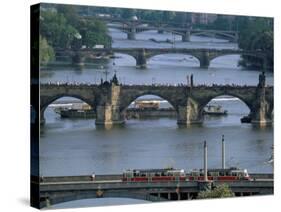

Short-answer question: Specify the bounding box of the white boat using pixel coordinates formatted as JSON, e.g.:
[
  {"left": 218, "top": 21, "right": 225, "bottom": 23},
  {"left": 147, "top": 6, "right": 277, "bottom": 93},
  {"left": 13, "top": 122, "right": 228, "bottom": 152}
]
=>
[{"left": 203, "top": 104, "right": 227, "bottom": 115}]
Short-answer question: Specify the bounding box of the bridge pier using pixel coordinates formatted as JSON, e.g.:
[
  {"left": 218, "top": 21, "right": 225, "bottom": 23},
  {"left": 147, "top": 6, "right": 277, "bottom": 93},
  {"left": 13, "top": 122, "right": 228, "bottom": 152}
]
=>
[
  {"left": 199, "top": 51, "right": 210, "bottom": 69},
  {"left": 177, "top": 98, "right": 203, "bottom": 125},
  {"left": 136, "top": 49, "right": 147, "bottom": 68},
  {"left": 251, "top": 72, "right": 273, "bottom": 126},
  {"left": 95, "top": 84, "right": 125, "bottom": 127},
  {"left": 127, "top": 27, "right": 136, "bottom": 40},
  {"left": 181, "top": 31, "right": 191, "bottom": 42},
  {"left": 95, "top": 105, "right": 125, "bottom": 127}
]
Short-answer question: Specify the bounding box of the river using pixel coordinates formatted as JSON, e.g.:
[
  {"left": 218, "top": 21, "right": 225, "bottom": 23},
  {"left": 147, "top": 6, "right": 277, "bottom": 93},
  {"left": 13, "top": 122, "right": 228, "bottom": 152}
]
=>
[{"left": 39, "top": 28, "right": 274, "bottom": 208}]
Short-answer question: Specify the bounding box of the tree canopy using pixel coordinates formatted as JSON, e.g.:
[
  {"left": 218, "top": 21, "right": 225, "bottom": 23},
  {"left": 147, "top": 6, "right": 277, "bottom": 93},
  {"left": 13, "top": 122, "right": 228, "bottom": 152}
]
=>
[
  {"left": 39, "top": 5, "right": 111, "bottom": 60},
  {"left": 197, "top": 184, "right": 235, "bottom": 199},
  {"left": 237, "top": 17, "right": 273, "bottom": 70},
  {"left": 39, "top": 35, "right": 54, "bottom": 64}
]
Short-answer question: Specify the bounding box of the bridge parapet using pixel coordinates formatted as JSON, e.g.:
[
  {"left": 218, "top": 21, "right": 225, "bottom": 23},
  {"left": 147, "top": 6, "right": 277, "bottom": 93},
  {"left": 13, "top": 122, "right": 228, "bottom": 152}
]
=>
[{"left": 60, "top": 48, "right": 266, "bottom": 69}]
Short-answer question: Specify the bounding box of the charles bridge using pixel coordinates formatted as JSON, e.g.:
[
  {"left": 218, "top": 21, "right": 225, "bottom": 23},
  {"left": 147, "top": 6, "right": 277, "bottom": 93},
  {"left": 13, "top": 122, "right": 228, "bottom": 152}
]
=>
[
  {"left": 40, "top": 73, "right": 273, "bottom": 127},
  {"left": 59, "top": 47, "right": 267, "bottom": 69}
]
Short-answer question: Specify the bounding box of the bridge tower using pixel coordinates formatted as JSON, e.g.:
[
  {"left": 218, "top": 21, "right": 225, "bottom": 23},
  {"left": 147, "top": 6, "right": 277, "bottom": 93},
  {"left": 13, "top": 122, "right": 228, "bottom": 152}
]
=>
[
  {"left": 177, "top": 97, "right": 203, "bottom": 125},
  {"left": 95, "top": 76, "right": 125, "bottom": 127},
  {"left": 251, "top": 72, "right": 273, "bottom": 126}
]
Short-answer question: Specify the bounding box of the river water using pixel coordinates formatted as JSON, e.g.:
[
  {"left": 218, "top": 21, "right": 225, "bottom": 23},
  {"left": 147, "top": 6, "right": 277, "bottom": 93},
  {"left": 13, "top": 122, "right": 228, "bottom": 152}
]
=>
[{"left": 40, "top": 28, "right": 274, "bottom": 208}]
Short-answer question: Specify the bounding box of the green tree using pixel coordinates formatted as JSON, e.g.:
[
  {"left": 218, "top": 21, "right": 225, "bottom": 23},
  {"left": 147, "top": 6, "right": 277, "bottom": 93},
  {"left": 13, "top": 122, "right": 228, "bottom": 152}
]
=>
[
  {"left": 197, "top": 184, "right": 235, "bottom": 199},
  {"left": 56, "top": 4, "right": 79, "bottom": 27},
  {"left": 39, "top": 35, "right": 54, "bottom": 64},
  {"left": 211, "top": 15, "right": 232, "bottom": 30},
  {"left": 238, "top": 17, "right": 273, "bottom": 70},
  {"left": 40, "top": 10, "right": 79, "bottom": 48},
  {"left": 121, "top": 8, "right": 136, "bottom": 19},
  {"left": 77, "top": 19, "right": 111, "bottom": 48}
]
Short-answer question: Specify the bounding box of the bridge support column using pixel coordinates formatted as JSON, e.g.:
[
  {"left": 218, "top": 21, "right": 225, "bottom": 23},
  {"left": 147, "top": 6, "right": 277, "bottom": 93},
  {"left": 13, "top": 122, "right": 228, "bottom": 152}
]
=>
[
  {"left": 177, "top": 98, "right": 203, "bottom": 125},
  {"left": 72, "top": 52, "right": 85, "bottom": 67},
  {"left": 95, "top": 85, "right": 125, "bottom": 127},
  {"left": 157, "top": 193, "right": 161, "bottom": 200},
  {"left": 127, "top": 27, "right": 136, "bottom": 40},
  {"left": 251, "top": 73, "right": 273, "bottom": 126},
  {"left": 199, "top": 51, "right": 210, "bottom": 69},
  {"left": 136, "top": 49, "right": 147, "bottom": 68},
  {"left": 168, "top": 193, "right": 171, "bottom": 200},
  {"left": 182, "top": 31, "right": 191, "bottom": 42}
]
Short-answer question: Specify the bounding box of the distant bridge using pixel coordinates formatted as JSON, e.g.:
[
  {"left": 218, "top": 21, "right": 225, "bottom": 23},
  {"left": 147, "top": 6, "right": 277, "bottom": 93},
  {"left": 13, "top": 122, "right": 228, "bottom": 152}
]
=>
[
  {"left": 58, "top": 48, "right": 267, "bottom": 69},
  {"left": 86, "top": 16, "right": 238, "bottom": 42},
  {"left": 37, "top": 173, "right": 273, "bottom": 208},
  {"left": 40, "top": 74, "right": 273, "bottom": 127},
  {"left": 110, "top": 25, "right": 238, "bottom": 42}
]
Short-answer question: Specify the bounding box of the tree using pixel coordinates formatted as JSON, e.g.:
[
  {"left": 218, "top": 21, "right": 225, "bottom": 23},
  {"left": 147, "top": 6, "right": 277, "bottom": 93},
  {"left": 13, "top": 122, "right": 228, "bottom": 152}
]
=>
[
  {"left": 77, "top": 19, "right": 111, "bottom": 48},
  {"left": 56, "top": 4, "right": 79, "bottom": 27},
  {"left": 121, "top": 8, "right": 136, "bottom": 19},
  {"left": 39, "top": 35, "right": 54, "bottom": 64},
  {"left": 40, "top": 10, "right": 79, "bottom": 48},
  {"left": 237, "top": 17, "right": 273, "bottom": 70},
  {"left": 197, "top": 184, "right": 235, "bottom": 199}
]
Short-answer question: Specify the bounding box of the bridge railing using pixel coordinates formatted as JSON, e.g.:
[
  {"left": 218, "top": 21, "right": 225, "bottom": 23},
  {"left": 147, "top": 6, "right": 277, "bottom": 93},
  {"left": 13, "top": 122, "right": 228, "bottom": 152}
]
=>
[{"left": 40, "top": 82, "right": 270, "bottom": 89}]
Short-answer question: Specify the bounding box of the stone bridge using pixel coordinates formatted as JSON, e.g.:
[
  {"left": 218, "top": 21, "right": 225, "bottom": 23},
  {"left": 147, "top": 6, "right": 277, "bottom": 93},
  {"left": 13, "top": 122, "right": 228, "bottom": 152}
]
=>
[
  {"left": 111, "top": 25, "right": 238, "bottom": 42},
  {"left": 88, "top": 16, "right": 238, "bottom": 42},
  {"left": 61, "top": 48, "right": 267, "bottom": 69},
  {"left": 40, "top": 73, "right": 273, "bottom": 127}
]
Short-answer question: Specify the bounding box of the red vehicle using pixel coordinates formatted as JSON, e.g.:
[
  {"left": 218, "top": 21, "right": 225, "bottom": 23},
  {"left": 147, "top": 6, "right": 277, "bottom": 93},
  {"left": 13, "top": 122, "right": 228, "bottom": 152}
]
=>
[
  {"left": 188, "top": 167, "right": 251, "bottom": 181},
  {"left": 122, "top": 167, "right": 251, "bottom": 182},
  {"left": 122, "top": 168, "right": 186, "bottom": 182}
]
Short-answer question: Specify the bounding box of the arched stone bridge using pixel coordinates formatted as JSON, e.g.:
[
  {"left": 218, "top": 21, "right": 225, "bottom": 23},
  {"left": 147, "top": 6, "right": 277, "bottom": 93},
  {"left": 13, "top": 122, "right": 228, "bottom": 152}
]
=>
[
  {"left": 87, "top": 16, "right": 238, "bottom": 42},
  {"left": 63, "top": 48, "right": 267, "bottom": 69},
  {"left": 111, "top": 25, "right": 238, "bottom": 42},
  {"left": 40, "top": 75, "right": 273, "bottom": 127}
]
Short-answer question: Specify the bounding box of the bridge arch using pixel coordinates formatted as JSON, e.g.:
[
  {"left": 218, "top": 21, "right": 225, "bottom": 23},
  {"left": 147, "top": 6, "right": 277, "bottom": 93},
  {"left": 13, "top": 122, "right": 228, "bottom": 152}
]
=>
[
  {"left": 40, "top": 94, "right": 96, "bottom": 124},
  {"left": 209, "top": 53, "right": 266, "bottom": 68},
  {"left": 209, "top": 54, "right": 242, "bottom": 68},
  {"left": 41, "top": 191, "right": 160, "bottom": 208},
  {"left": 197, "top": 93, "right": 253, "bottom": 121},
  {"left": 147, "top": 53, "right": 201, "bottom": 67},
  {"left": 112, "top": 52, "right": 138, "bottom": 66},
  {"left": 120, "top": 92, "right": 179, "bottom": 115}
]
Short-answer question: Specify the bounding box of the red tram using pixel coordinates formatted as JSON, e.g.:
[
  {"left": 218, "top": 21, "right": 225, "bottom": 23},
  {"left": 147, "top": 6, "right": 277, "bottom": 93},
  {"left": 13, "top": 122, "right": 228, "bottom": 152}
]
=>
[
  {"left": 122, "top": 167, "right": 251, "bottom": 182},
  {"left": 122, "top": 168, "right": 186, "bottom": 182}
]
